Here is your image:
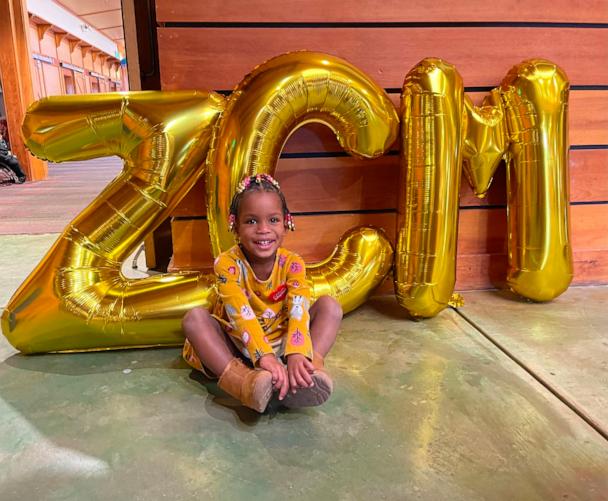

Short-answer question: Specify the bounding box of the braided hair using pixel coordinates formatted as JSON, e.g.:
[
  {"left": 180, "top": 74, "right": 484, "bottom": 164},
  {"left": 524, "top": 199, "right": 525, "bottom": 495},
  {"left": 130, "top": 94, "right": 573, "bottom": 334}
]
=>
[{"left": 228, "top": 174, "right": 295, "bottom": 231}]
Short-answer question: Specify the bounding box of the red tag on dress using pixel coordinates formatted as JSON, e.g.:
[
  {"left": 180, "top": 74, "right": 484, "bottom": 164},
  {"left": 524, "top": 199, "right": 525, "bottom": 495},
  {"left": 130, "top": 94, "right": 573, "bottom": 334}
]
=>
[{"left": 269, "top": 283, "right": 288, "bottom": 302}]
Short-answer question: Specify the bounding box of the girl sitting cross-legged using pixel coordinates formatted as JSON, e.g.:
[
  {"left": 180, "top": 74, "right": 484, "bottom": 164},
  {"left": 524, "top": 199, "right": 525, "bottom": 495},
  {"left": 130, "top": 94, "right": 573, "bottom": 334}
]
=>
[{"left": 182, "top": 174, "right": 342, "bottom": 413}]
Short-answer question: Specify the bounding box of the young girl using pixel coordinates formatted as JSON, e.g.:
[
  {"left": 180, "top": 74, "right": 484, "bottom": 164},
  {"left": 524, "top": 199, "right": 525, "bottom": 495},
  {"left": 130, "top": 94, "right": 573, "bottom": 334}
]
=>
[{"left": 182, "top": 174, "right": 342, "bottom": 413}]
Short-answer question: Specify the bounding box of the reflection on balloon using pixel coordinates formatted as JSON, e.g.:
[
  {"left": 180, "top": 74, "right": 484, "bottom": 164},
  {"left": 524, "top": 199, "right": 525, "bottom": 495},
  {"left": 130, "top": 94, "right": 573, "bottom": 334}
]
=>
[
  {"left": 206, "top": 51, "right": 399, "bottom": 309},
  {"left": 307, "top": 226, "right": 394, "bottom": 314},
  {"left": 461, "top": 60, "right": 572, "bottom": 302},
  {"left": 0, "top": 54, "right": 573, "bottom": 354},
  {"left": 1, "top": 91, "right": 224, "bottom": 354},
  {"left": 462, "top": 89, "right": 507, "bottom": 197},
  {"left": 501, "top": 60, "right": 572, "bottom": 301},
  {"left": 396, "top": 57, "right": 571, "bottom": 318},
  {"left": 394, "top": 58, "right": 465, "bottom": 318}
]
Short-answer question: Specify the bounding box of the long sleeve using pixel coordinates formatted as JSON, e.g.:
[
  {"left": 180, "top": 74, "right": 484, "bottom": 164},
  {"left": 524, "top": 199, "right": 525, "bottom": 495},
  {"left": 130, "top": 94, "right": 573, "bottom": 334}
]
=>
[
  {"left": 214, "top": 255, "right": 274, "bottom": 363},
  {"left": 284, "top": 254, "right": 313, "bottom": 359}
]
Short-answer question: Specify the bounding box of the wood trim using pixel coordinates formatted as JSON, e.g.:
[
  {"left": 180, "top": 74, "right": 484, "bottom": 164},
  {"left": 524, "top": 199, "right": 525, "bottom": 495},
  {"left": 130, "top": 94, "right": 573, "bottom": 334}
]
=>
[
  {"left": 54, "top": 30, "right": 69, "bottom": 46},
  {"left": 122, "top": 0, "right": 160, "bottom": 90},
  {"left": 121, "top": 0, "right": 141, "bottom": 90},
  {"left": 68, "top": 38, "right": 81, "bottom": 53},
  {"left": 81, "top": 44, "right": 93, "bottom": 57},
  {"left": 157, "top": 27, "right": 608, "bottom": 90},
  {"left": 0, "top": 0, "right": 47, "bottom": 180},
  {"left": 156, "top": 0, "right": 608, "bottom": 23},
  {"left": 35, "top": 23, "right": 52, "bottom": 42},
  {"left": 80, "top": 8, "right": 122, "bottom": 17},
  {"left": 453, "top": 250, "right": 608, "bottom": 290},
  {"left": 32, "top": 52, "right": 59, "bottom": 67}
]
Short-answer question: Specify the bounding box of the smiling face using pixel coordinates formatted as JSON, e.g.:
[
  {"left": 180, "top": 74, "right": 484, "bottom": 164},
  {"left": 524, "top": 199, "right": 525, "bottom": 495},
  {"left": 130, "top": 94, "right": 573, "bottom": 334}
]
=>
[{"left": 235, "top": 190, "right": 286, "bottom": 266}]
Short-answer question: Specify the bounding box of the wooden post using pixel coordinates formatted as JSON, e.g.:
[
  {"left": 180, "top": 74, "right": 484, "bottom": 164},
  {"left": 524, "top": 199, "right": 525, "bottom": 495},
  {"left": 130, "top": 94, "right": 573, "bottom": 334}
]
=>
[
  {"left": 123, "top": 0, "right": 169, "bottom": 271},
  {"left": 0, "top": 0, "right": 47, "bottom": 181}
]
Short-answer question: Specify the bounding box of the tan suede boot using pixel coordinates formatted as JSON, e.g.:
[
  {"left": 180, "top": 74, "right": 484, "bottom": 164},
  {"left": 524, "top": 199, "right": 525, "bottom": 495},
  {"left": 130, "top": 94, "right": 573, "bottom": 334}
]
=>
[
  {"left": 283, "top": 352, "right": 333, "bottom": 409},
  {"left": 218, "top": 358, "right": 274, "bottom": 413}
]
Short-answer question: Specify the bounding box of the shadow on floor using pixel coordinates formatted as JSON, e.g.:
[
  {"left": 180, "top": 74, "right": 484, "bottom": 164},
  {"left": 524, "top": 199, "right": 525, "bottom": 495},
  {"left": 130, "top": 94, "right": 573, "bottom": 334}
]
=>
[{"left": 2, "top": 346, "right": 187, "bottom": 376}]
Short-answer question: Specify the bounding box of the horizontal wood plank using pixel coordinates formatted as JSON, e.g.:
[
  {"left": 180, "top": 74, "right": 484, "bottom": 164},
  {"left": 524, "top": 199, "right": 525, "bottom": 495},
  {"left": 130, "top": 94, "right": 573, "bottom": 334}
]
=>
[
  {"left": 171, "top": 155, "right": 398, "bottom": 216},
  {"left": 170, "top": 219, "right": 215, "bottom": 267},
  {"left": 158, "top": 27, "right": 608, "bottom": 90},
  {"left": 170, "top": 204, "right": 608, "bottom": 291},
  {"left": 376, "top": 248, "right": 608, "bottom": 292},
  {"left": 470, "top": 91, "right": 608, "bottom": 146},
  {"left": 158, "top": 4, "right": 608, "bottom": 293},
  {"left": 170, "top": 149, "right": 607, "bottom": 217},
  {"left": 278, "top": 91, "right": 608, "bottom": 153},
  {"left": 456, "top": 204, "right": 608, "bottom": 255},
  {"left": 569, "top": 149, "right": 608, "bottom": 202},
  {"left": 168, "top": 249, "right": 608, "bottom": 292},
  {"left": 171, "top": 212, "right": 396, "bottom": 268},
  {"left": 454, "top": 249, "right": 608, "bottom": 290},
  {"left": 568, "top": 92, "right": 608, "bottom": 145},
  {"left": 156, "top": 0, "right": 608, "bottom": 23}
]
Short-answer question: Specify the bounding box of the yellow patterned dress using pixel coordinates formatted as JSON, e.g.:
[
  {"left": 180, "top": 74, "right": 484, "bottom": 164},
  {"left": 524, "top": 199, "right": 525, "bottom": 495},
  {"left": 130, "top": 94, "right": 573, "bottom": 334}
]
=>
[{"left": 183, "top": 245, "right": 313, "bottom": 373}]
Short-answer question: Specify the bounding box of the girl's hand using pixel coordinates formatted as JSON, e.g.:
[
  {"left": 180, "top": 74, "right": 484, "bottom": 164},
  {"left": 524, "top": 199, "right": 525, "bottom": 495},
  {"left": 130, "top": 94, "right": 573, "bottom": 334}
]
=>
[
  {"left": 259, "top": 354, "right": 289, "bottom": 400},
  {"left": 287, "top": 354, "right": 314, "bottom": 393}
]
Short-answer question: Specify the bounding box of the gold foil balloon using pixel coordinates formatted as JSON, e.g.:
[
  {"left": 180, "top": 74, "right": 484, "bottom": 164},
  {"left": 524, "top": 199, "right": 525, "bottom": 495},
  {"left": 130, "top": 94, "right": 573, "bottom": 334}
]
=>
[
  {"left": 462, "top": 90, "right": 508, "bottom": 197},
  {"left": 500, "top": 60, "right": 572, "bottom": 300},
  {"left": 206, "top": 51, "right": 399, "bottom": 311},
  {"left": 1, "top": 91, "right": 224, "bottom": 354},
  {"left": 461, "top": 60, "right": 572, "bottom": 301},
  {"left": 396, "top": 58, "right": 571, "bottom": 318},
  {"left": 307, "top": 226, "right": 394, "bottom": 314},
  {"left": 1, "top": 55, "right": 573, "bottom": 354},
  {"left": 395, "top": 59, "right": 465, "bottom": 318},
  {"left": 206, "top": 51, "right": 399, "bottom": 256}
]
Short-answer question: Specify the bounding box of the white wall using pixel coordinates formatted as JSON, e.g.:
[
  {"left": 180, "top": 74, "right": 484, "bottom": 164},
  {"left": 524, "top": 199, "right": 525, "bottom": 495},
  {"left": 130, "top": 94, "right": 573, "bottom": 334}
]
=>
[{"left": 27, "top": 0, "right": 120, "bottom": 58}]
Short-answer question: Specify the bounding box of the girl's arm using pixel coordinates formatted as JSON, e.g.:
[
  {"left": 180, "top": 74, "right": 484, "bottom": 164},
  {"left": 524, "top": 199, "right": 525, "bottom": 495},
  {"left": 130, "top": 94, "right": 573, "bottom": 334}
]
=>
[
  {"left": 284, "top": 254, "right": 313, "bottom": 360},
  {"left": 214, "top": 255, "right": 273, "bottom": 364}
]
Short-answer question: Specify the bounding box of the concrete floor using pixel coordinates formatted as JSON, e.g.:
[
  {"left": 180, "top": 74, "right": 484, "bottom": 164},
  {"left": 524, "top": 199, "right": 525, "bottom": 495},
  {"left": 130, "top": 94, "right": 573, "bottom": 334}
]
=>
[{"left": 1, "top": 162, "right": 607, "bottom": 499}]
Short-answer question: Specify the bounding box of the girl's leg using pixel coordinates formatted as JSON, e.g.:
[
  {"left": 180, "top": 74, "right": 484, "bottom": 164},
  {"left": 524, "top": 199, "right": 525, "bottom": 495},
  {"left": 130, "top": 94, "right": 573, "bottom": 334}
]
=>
[
  {"left": 281, "top": 296, "right": 341, "bottom": 409},
  {"left": 182, "top": 307, "right": 236, "bottom": 377},
  {"left": 182, "top": 307, "right": 274, "bottom": 413},
  {"left": 309, "top": 295, "right": 343, "bottom": 357}
]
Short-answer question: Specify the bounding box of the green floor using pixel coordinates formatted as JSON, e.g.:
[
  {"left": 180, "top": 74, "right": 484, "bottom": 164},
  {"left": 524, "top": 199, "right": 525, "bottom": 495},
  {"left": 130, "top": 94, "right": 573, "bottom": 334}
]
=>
[{"left": 1, "top": 234, "right": 607, "bottom": 500}]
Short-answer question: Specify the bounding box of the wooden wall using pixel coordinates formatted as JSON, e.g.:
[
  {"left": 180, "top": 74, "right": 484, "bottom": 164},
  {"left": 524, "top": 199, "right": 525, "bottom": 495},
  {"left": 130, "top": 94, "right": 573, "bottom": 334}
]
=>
[{"left": 155, "top": 0, "right": 608, "bottom": 291}]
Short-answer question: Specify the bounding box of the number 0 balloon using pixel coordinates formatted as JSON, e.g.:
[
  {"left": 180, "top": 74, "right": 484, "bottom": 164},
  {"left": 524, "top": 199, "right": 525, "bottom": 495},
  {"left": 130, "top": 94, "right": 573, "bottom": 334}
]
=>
[{"left": 206, "top": 51, "right": 398, "bottom": 312}]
